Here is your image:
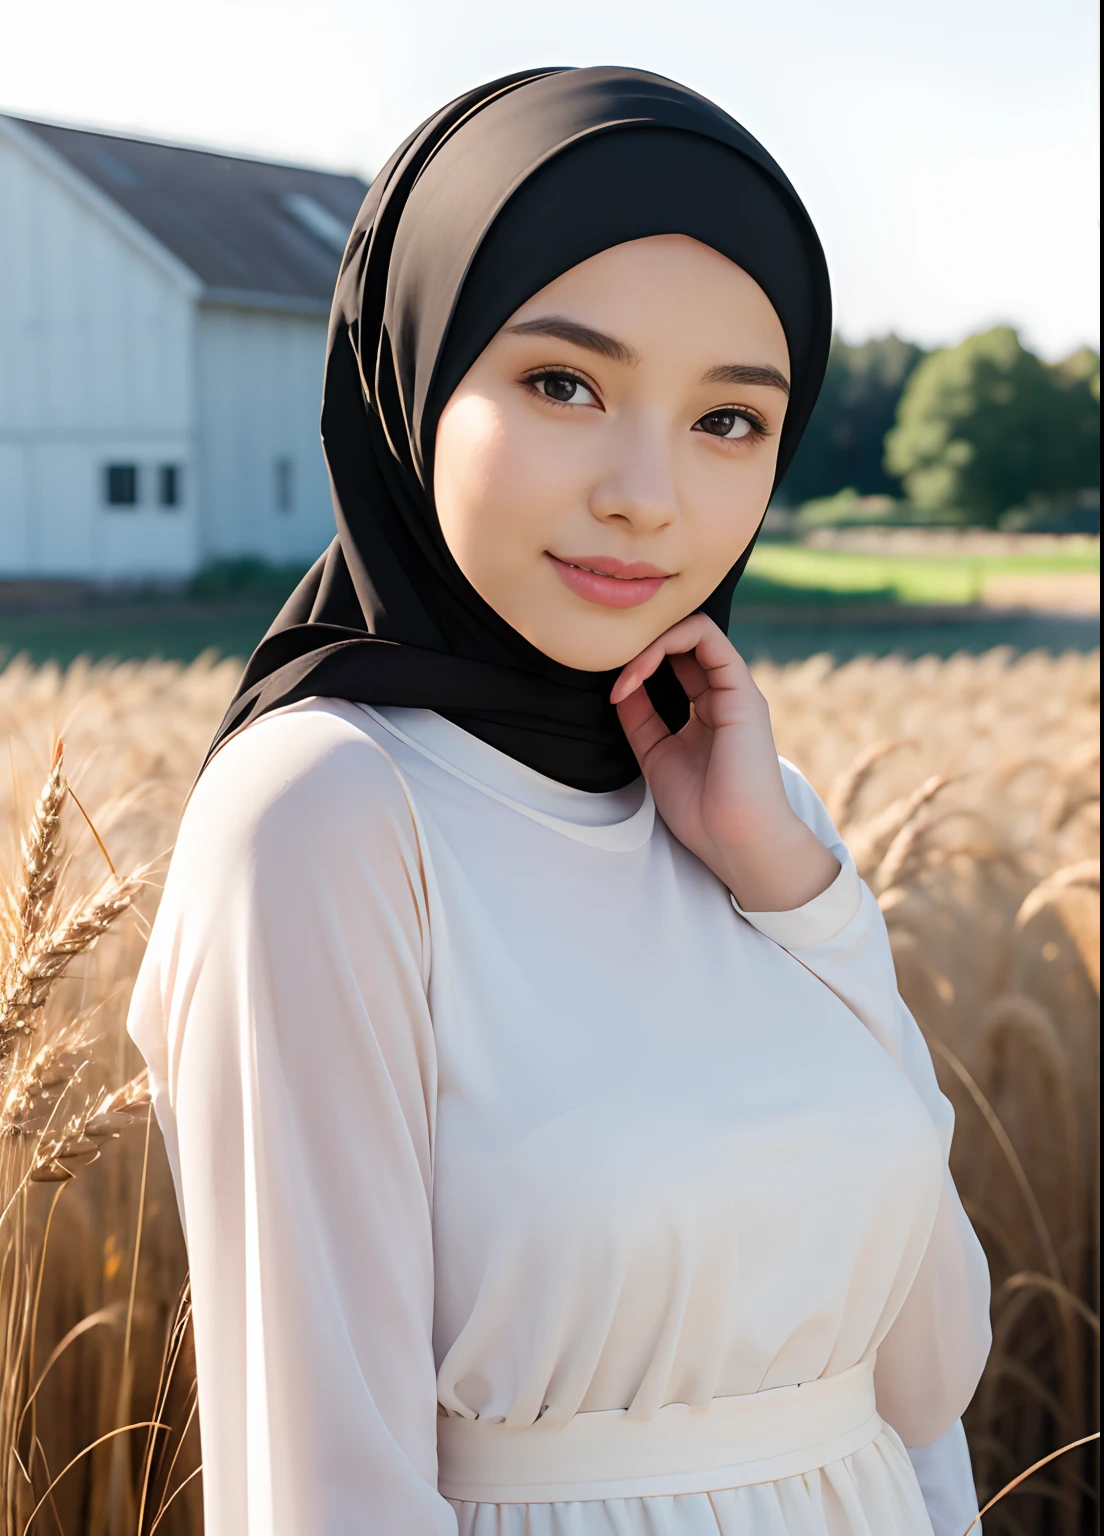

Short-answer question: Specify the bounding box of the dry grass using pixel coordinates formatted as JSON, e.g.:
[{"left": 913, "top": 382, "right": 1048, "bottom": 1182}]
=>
[
  {"left": 0, "top": 644, "right": 1098, "bottom": 1535},
  {"left": 762, "top": 647, "right": 1100, "bottom": 1535}
]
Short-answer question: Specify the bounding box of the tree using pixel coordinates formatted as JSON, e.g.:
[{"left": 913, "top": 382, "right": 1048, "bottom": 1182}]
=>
[
  {"left": 884, "top": 327, "right": 1100, "bottom": 525},
  {"left": 777, "top": 333, "right": 925, "bottom": 505},
  {"left": 1050, "top": 346, "right": 1101, "bottom": 500}
]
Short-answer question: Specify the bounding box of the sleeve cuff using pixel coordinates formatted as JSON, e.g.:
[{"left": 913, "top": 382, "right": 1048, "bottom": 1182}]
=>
[{"left": 730, "top": 843, "right": 862, "bottom": 951}]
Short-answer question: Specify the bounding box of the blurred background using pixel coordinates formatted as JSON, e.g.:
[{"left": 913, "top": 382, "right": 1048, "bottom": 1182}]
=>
[
  {"left": 0, "top": 0, "right": 1099, "bottom": 665},
  {"left": 0, "top": 4, "right": 1099, "bottom": 1534}
]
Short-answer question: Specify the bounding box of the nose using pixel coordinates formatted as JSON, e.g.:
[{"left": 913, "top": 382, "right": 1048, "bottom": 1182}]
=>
[{"left": 588, "top": 411, "right": 680, "bottom": 534}]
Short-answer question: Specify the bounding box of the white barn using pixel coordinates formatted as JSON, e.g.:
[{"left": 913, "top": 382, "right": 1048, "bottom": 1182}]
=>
[{"left": 0, "top": 114, "right": 369, "bottom": 580}]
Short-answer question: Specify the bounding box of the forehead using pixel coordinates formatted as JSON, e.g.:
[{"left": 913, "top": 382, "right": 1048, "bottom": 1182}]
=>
[{"left": 504, "top": 234, "right": 791, "bottom": 371}]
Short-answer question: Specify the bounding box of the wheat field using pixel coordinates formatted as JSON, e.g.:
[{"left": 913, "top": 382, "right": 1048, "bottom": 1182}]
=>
[{"left": 0, "top": 645, "right": 1099, "bottom": 1536}]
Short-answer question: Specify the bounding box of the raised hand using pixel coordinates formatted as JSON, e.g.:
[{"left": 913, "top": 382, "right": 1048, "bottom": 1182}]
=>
[{"left": 610, "top": 614, "right": 840, "bottom": 912}]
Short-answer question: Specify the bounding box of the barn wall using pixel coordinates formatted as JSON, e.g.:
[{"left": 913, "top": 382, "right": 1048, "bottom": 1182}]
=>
[
  {"left": 0, "top": 126, "right": 199, "bottom": 577},
  {"left": 195, "top": 306, "right": 333, "bottom": 568}
]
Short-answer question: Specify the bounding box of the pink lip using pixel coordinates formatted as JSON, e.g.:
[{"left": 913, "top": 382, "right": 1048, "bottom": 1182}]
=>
[{"left": 547, "top": 552, "right": 672, "bottom": 610}]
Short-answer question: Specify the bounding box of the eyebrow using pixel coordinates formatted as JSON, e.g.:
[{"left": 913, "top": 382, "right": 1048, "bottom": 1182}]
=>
[
  {"left": 701, "top": 362, "right": 790, "bottom": 395},
  {"left": 505, "top": 314, "right": 791, "bottom": 397},
  {"left": 505, "top": 316, "right": 639, "bottom": 366}
]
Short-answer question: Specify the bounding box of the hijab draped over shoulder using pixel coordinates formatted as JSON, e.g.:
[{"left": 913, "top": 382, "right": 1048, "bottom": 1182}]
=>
[{"left": 201, "top": 66, "right": 832, "bottom": 792}]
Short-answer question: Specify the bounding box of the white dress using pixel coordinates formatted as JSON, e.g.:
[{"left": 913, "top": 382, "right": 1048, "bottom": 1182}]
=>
[{"left": 126, "top": 697, "right": 992, "bottom": 1536}]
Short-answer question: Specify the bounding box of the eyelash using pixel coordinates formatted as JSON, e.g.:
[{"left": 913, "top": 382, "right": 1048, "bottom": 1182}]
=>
[
  {"left": 522, "top": 367, "right": 598, "bottom": 409},
  {"left": 694, "top": 405, "right": 770, "bottom": 444},
  {"left": 521, "top": 368, "right": 770, "bottom": 444}
]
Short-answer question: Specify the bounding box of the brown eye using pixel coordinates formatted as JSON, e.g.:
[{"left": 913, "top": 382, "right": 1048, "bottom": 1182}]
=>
[
  {"left": 541, "top": 374, "right": 579, "bottom": 402},
  {"left": 694, "top": 409, "right": 757, "bottom": 440},
  {"left": 530, "top": 372, "right": 599, "bottom": 407}
]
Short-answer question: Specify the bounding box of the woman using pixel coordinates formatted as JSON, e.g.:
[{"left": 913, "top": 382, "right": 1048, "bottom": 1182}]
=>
[{"left": 127, "top": 66, "right": 991, "bottom": 1536}]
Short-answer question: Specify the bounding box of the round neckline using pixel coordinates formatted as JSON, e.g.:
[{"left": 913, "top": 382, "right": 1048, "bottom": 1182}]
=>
[{"left": 356, "top": 704, "right": 656, "bottom": 852}]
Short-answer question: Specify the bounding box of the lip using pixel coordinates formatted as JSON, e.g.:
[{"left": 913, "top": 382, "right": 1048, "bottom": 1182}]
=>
[{"left": 546, "top": 552, "right": 672, "bottom": 610}]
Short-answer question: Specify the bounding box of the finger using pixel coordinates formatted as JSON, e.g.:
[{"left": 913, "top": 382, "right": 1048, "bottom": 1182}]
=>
[
  {"left": 614, "top": 683, "right": 672, "bottom": 769},
  {"left": 669, "top": 649, "right": 710, "bottom": 704},
  {"left": 609, "top": 614, "right": 711, "bottom": 704},
  {"left": 611, "top": 615, "right": 750, "bottom": 705}
]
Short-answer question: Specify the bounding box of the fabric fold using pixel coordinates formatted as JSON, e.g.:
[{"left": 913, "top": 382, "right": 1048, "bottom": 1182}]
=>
[
  {"left": 731, "top": 848, "right": 862, "bottom": 951},
  {"left": 198, "top": 65, "right": 831, "bottom": 793}
]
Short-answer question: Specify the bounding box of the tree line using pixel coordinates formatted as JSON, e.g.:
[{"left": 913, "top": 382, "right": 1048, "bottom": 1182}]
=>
[{"left": 778, "top": 326, "right": 1100, "bottom": 526}]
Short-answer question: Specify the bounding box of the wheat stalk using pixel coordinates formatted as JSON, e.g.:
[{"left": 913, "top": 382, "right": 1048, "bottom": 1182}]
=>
[
  {"left": 29, "top": 1067, "right": 151, "bottom": 1187},
  {"left": 1014, "top": 859, "right": 1101, "bottom": 930},
  {"left": 0, "top": 745, "right": 157, "bottom": 1535},
  {"left": 14, "top": 742, "right": 66, "bottom": 936},
  {"left": 960, "top": 1433, "right": 1101, "bottom": 1535},
  {"left": 0, "top": 746, "right": 68, "bottom": 1076},
  {"left": 825, "top": 738, "right": 907, "bottom": 829},
  {"left": 0, "top": 643, "right": 1096, "bottom": 1536},
  {"left": 0, "top": 870, "right": 144, "bottom": 1062},
  {"left": 847, "top": 773, "right": 952, "bottom": 880}
]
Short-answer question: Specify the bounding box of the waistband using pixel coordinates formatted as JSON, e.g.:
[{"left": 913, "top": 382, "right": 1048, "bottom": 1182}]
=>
[{"left": 437, "top": 1357, "right": 882, "bottom": 1504}]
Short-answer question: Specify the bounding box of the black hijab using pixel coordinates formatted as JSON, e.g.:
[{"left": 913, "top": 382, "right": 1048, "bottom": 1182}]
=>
[{"left": 201, "top": 66, "right": 832, "bottom": 792}]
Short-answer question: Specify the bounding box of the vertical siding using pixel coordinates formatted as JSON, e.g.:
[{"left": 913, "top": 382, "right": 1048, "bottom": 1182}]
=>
[
  {"left": 195, "top": 306, "right": 333, "bottom": 568},
  {"left": 0, "top": 447, "right": 32, "bottom": 570},
  {"left": 0, "top": 129, "right": 198, "bottom": 577}
]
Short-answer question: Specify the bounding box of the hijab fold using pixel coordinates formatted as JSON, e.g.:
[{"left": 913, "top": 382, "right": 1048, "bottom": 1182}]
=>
[{"left": 201, "top": 65, "right": 832, "bottom": 792}]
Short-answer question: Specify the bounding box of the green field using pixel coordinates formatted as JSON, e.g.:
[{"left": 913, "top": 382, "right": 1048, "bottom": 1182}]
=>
[
  {"left": 740, "top": 543, "right": 1100, "bottom": 606},
  {"left": 0, "top": 545, "right": 1098, "bottom": 669},
  {"left": 0, "top": 605, "right": 273, "bottom": 670}
]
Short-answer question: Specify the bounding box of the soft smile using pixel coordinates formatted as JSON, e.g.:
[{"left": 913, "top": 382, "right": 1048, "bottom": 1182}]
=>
[{"left": 546, "top": 553, "right": 672, "bottom": 610}]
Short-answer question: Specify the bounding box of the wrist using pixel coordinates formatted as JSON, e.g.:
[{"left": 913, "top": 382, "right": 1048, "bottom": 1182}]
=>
[{"left": 710, "top": 818, "right": 841, "bottom": 913}]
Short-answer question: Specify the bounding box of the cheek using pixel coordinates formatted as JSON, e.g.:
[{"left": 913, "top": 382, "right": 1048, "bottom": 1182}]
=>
[
  {"left": 434, "top": 395, "right": 506, "bottom": 549},
  {"left": 680, "top": 444, "right": 778, "bottom": 593},
  {"left": 434, "top": 393, "right": 571, "bottom": 574}
]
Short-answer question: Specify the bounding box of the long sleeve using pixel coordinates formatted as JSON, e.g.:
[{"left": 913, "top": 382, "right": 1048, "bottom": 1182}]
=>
[
  {"left": 126, "top": 702, "right": 457, "bottom": 1536},
  {"left": 907, "top": 1419, "right": 983, "bottom": 1536},
  {"left": 731, "top": 758, "right": 991, "bottom": 1534}
]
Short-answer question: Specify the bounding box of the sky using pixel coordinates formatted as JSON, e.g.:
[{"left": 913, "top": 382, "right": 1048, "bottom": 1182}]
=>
[{"left": 2, "top": 0, "right": 1098, "bottom": 360}]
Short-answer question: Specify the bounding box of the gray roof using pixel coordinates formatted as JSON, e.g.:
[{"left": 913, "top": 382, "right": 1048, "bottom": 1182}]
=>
[{"left": 12, "top": 115, "right": 370, "bottom": 310}]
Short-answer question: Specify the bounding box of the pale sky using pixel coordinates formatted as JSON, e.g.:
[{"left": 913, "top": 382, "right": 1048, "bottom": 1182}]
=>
[{"left": 3, "top": 0, "right": 1098, "bottom": 359}]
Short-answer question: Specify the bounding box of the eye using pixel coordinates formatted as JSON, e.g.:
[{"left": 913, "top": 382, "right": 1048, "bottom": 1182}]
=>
[
  {"left": 693, "top": 407, "right": 764, "bottom": 441},
  {"left": 528, "top": 370, "right": 600, "bottom": 408}
]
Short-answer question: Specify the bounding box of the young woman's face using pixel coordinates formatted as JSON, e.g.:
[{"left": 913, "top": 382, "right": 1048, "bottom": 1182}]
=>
[{"left": 433, "top": 233, "right": 790, "bottom": 672}]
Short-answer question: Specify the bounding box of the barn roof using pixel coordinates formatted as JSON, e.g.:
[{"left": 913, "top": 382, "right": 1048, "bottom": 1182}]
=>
[{"left": 10, "top": 115, "right": 370, "bottom": 312}]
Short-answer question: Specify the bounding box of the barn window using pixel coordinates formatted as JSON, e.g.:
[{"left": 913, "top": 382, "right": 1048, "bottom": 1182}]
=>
[
  {"left": 104, "top": 464, "right": 138, "bottom": 506},
  {"left": 282, "top": 193, "right": 350, "bottom": 256},
  {"left": 158, "top": 464, "right": 181, "bottom": 507},
  {"left": 274, "top": 456, "right": 295, "bottom": 513}
]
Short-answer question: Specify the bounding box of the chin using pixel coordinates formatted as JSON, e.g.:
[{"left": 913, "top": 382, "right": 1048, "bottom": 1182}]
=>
[{"left": 520, "top": 618, "right": 664, "bottom": 674}]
